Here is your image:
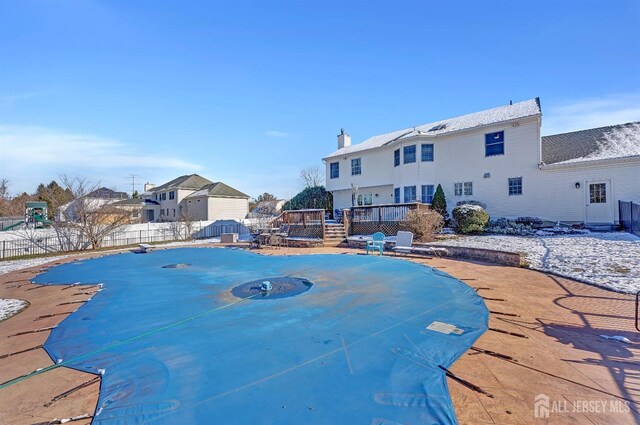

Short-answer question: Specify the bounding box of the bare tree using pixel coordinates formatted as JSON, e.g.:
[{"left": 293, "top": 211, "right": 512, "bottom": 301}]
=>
[
  {"left": 299, "top": 165, "right": 324, "bottom": 189},
  {"left": 0, "top": 178, "right": 8, "bottom": 201},
  {"left": 168, "top": 203, "right": 198, "bottom": 241},
  {"left": 48, "top": 176, "right": 130, "bottom": 250}
]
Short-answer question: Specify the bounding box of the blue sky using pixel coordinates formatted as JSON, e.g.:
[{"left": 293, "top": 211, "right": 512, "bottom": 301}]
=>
[{"left": 1, "top": 0, "right": 638, "bottom": 199}]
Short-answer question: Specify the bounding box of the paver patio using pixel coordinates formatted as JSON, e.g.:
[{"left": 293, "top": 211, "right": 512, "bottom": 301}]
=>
[{"left": 0, "top": 244, "right": 638, "bottom": 424}]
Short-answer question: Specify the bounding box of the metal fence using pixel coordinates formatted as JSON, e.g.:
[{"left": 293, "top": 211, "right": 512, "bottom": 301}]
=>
[
  {"left": 619, "top": 200, "right": 640, "bottom": 236},
  {"left": 0, "top": 220, "right": 250, "bottom": 260}
]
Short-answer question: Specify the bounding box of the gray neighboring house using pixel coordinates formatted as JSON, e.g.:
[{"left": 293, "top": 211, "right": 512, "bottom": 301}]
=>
[
  {"left": 110, "top": 198, "right": 160, "bottom": 223},
  {"left": 142, "top": 174, "right": 249, "bottom": 222}
]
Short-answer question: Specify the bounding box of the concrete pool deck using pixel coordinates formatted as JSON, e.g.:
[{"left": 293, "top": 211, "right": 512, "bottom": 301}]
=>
[{"left": 0, "top": 244, "right": 638, "bottom": 424}]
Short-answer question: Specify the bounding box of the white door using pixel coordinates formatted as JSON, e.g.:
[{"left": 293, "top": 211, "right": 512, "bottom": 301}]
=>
[{"left": 585, "top": 180, "right": 613, "bottom": 224}]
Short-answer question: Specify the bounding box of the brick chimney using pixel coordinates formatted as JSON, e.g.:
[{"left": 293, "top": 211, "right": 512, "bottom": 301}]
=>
[{"left": 337, "top": 128, "right": 351, "bottom": 149}]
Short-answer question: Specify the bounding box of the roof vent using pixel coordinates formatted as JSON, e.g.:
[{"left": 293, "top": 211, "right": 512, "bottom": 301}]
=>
[{"left": 428, "top": 124, "right": 447, "bottom": 132}]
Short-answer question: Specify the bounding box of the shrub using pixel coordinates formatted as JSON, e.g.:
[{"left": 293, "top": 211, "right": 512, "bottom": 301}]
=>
[
  {"left": 455, "top": 199, "right": 487, "bottom": 209},
  {"left": 283, "top": 186, "right": 332, "bottom": 211},
  {"left": 514, "top": 216, "right": 543, "bottom": 227},
  {"left": 431, "top": 184, "right": 448, "bottom": 219},
  {"left": 452, "top": 204, "right": 489, "bottom": 234},
  {"left": 400, "top": 209, "right": 444, "bottom": 242}
]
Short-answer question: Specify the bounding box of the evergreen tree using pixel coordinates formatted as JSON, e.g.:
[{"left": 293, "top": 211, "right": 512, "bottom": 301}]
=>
[
  {"left": 431, "top": 184, "right": 448, "bottom": 219},
  {"left": 283, "top": 186, "right": 332, "bottom": 211}
]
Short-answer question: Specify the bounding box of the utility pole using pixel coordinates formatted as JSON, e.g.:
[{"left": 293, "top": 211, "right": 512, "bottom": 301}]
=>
[{"left": 127, "top": 174, "right": 140, "bottom": 197}]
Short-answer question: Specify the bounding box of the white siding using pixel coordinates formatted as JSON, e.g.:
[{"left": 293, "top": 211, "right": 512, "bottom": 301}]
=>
[{"left": 325, "top": 115, "right": 640, "bottom": 224}]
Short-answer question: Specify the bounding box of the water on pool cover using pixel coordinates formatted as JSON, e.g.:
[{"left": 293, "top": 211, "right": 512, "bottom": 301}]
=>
[{"left": 33, "top": 248, "right": 488, "bottom": 424}]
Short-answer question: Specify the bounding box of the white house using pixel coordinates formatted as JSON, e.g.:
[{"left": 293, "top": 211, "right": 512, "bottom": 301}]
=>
[
  {"left": 143, "top": 174, "right": 249, "bottom": 222},
  {"left": 324, "top": 98, "right": 640, "bottom": 227},
  {"left": 56, "top": 187, "right": 128, "bottom": 222}
]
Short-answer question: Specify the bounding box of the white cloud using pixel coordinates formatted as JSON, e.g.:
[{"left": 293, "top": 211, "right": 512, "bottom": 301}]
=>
[
  {"left": 542, "top": 92, "right": 640, "bottom": 135},
  {"left": 0, "top": 125, "right": 201, "bottom": 169},
  {"left": 0, "top": 91, "right": 53, "bottom": 107},
  {"left": 265, "top": 130, "right": 291, "bottom": 138},
  {"left": 0, "top": 125, "right": 202, "bottom": 193}
]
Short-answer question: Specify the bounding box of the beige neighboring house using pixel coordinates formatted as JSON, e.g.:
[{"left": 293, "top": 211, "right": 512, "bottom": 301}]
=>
[{"left": 142, "top": 174, "right": 249, "bottom": 222}]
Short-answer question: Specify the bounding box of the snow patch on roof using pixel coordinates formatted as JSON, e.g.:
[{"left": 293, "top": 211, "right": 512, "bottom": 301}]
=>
[
  {"left": 325, "top": 98, "right": 541, "bottom": 158},
  {"left": 554, "top": 123, "right": 640, "bottom": 164}
]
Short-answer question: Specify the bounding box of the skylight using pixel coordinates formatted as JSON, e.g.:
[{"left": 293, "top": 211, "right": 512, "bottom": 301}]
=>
[{"left": 428, "top": 124, "right": 447, "bottom": 132}]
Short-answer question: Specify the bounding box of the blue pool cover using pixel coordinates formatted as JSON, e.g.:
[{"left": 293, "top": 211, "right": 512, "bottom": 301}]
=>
[{"left": 30, "top": 248, "right": 488, "bottom": 424}]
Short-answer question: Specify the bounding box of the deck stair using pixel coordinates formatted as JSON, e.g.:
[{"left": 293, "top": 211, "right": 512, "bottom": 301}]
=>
[{"left": 324, "top": 222, "right": 347, "bottom": 246}]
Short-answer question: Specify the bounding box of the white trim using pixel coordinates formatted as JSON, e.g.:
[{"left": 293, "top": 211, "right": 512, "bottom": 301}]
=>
[{"left": 540, "top": 155, "right": 640, "bottom": 170}]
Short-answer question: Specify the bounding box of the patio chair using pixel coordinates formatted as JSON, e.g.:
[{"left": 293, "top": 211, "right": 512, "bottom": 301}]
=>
[
  {"left": 392, "top": 231, "right": 414, "bottom": 255},
  {"left": 393, "top": 231, "right": 448, "bottom": 257},
  {"left": 366, "top": 232, "right": 385, "bottom": 255}
]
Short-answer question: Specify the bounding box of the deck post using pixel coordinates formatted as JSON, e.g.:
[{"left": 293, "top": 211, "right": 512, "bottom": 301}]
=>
[{"left": 321, "top": 211, "right": 326, "bottom": 240}]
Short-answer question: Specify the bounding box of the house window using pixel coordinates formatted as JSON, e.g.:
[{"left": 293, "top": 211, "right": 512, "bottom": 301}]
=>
[
  {"left": 508, "top": 177, "right": 522, "bottom": 196},
  {"left": 161, "top": 192, "right": 167, "bottom": 201},
  {"left": 421, "top": 185, "right": 435, "bottom": 203},
  {"left": 403, "top": 145, "right": 416, "bottom": 164},
  {"left": 154, "top": 193, "right": 158, "bottom": 200},
  {"left": 169, "top": 191, "right": 175, "bottom": 200},
  {"left": 485, "top": 131, "right": 504, "bottom": 156},
  {"left": 403, "top": 186, "right": 417, "bottom": 202},
  {"left": 351, "top": 158, "right": 361, "bottom": 175},
  {"left": 363, "top": 193, "right": 373, "bottom": 205},
  {"left": 454, "top": 183, "right": 463, "bottom": 197},
  {"left": 330, "top": 162, "right": 339, "bottom": 179},
  {"left": 173, "top": 208, "right": 176, "bottom": 217},
  {"left": 394, "top": 188, "right": 400, "bottom": 204},
  {"left": 589, "top": 183, "right": 606, "bottom": 203},
  {"left": 421, "top": 144, "right": 434, "bottom": 162},
  {"left": 464, "top": 182, "right": 473, "bottom": 196},
  {"left": 394, "top": 149, "right": 400, "bottom": 167}
]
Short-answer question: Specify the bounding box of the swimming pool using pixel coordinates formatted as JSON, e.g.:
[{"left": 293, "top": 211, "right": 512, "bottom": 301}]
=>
[{"left": 31, "top": 248, "right": 488, "bottom": 424}]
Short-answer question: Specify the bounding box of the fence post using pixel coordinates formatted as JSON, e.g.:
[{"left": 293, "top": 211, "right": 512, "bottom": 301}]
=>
[
  {"left": 321, "top": 210, "right": 326, "bottom": 240},
  {"left": 2, "top": 240, "right": 4, "bottom": 259}
]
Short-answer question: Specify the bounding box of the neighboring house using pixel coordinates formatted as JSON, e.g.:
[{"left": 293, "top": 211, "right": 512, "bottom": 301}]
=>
[
  {"left": 57, "top": 188, "right": 128, "bottom": 222},
  {"left": 142, "top": 174, "right": 249, "bottom": 222},
  {"left": 324, "top": 98, "right": 640, "bottom": 226},
  {"left": 248, "top": 199, "right": 286, "bottom": 218},
  {"left": 110, "top": 198, "right": 160, "bottom": 224}
]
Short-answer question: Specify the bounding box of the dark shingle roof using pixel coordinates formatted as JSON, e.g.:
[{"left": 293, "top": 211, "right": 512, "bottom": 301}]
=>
[
  {"left": 112, "top": 198, "right": 159, "bottom": 206},
  {"left": 186, "top": 182, "right": 249, "bottom": 199},
  {"left": 87, "top": 187, "right": 128, "bottom": 199},
  {"left": 150, "top": 174, "right": 214, "bottom": 192},
  {"left": 542, "top": 122, "right": 640, "bottom": 164}
]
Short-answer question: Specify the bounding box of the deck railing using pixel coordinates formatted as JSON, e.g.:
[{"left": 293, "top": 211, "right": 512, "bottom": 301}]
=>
[
  {"left": 346, "top": 202, "right": 430, "bottom": 236},
  {"left": 619, "top": 200, "right": 640, "bottom": 236},
  {"left": 273, "top": 209, "right": 326, "bottom": 239}
]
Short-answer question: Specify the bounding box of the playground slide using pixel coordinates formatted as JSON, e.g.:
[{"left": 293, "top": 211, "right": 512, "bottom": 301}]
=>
[
  {"left": 1, "top": 220, "right": 24, "bottom": 231},
  {"left": 33, "top": 215, "right": 52, "bottom": 227}
]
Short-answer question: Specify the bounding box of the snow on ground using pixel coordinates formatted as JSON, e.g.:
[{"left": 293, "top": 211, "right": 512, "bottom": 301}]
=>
[
  {"left": 0, "top": 298, "right": 28, "bottom": 321},
  {"left": 0, "top": 238, "right": 222, "bottom": 276},
  {"left": 0, "top": 254, "right": 74, "bottom": 276},
  {"left": 438, "top": 232, "right": 640, "bottom": 293}
]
